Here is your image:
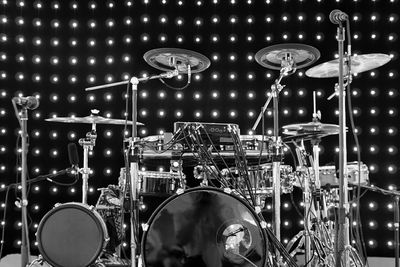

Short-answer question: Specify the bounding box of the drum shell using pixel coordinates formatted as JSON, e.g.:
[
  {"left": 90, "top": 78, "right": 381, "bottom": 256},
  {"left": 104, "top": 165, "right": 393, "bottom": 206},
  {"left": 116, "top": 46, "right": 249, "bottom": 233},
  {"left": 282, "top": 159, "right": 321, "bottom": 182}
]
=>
[
  {"left": 139, "top": 171, "right": 185, "bottom": 196},
  {"left": 223, "top": 163, "right": 295, "bottom": 196},
  {"left": 141, "top": 187, "right": 268, "bottom": 267},
  {"left": 37, "top": 202, "right": 108, "bottom": 267}
]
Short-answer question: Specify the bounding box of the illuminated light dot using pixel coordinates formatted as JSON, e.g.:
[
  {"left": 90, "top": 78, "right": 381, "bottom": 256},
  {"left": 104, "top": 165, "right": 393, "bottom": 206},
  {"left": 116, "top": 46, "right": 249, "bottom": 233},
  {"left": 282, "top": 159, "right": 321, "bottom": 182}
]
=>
[
  {"left": 212, "top": 72, "right": 219, "bottom": 80},
  {"left": 388, "top": 204, "right": 394, "bottom": 210},
  {"left": 194, "top": 111, "right": 202, "bottom": 118},
  {"left": 388, "top": 127, "right": 397, "bottom": 135},
  {"left": 140, "top": 110, "right": 148, "bottom": 117},
  {"left": 175, "top": 111, "right": 183, "bottom": 118},
  {"left": 368, "top": 240, "right": 377, "bottom": 248},
  {"left": 141, "top": 15, "right": 150, "bottom": 23},
  {"left": 175, "top": 92, "right": 183, "bottom": 100},
  {"left": 388, "top": 165, "right": 397, "bottom": 174},
  {"left": 158, "top": 110, "right": 166, "bottom": 117},
  {"left": 247, "top": 111, "right": 254, "bottom": 118},
  {"left": 229, "top": 110, "right": 237, "bottom": 118}
]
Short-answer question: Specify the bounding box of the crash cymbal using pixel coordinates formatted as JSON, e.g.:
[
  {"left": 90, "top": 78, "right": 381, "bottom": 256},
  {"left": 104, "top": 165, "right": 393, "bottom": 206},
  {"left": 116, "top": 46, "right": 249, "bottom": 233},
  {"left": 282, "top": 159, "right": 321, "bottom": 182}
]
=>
[
  {"left": 46, "top": 115, "right": 143, "bottom": 125},
  {"left": 305, "top": 53, "right": 391, "bottom": 78},
  {"left": 255, "top": 43, "right": 320, "bottom": 70},
  {"left": 143, "top": 48, "right": 211, "bottom": 73},
  {"left": 282, "top": 121, "right": 339, "bottom": 141}
]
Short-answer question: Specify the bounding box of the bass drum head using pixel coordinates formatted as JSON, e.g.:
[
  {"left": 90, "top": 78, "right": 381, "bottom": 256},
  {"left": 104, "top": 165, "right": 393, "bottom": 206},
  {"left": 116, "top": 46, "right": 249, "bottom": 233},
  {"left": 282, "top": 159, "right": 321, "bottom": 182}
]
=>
[
  {"left": 142, "top": 187, "right": 267, "bottom": 267},
  {"left": 37, "top": 202, "right": 108, "bottom": 267}
]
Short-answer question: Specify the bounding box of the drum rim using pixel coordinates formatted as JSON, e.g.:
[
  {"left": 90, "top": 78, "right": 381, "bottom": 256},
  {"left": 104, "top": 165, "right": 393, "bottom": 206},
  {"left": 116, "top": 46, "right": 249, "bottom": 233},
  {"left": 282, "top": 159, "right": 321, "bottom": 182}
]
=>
[
  {"left": 37, "top": 202, "right": 108, "bottom": 267},
  {"left": 140, "top": 186, "right": 268, "bottom": 267}
]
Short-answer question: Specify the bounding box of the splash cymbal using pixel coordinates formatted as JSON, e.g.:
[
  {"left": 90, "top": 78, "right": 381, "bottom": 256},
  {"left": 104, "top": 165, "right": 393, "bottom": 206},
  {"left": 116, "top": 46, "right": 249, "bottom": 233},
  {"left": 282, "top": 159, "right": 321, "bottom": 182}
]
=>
[
  {"left": 46, "top": 115, "right": 143, "bottom": 125},
  {"left": 255, "top": 43, "right": 320, "bottom": 70},
  {"left": 305, "top": 53, "right": 391, "bottom": 78},
  {"left": 143, "top": 48, "right": 211, "bottom": 73}
]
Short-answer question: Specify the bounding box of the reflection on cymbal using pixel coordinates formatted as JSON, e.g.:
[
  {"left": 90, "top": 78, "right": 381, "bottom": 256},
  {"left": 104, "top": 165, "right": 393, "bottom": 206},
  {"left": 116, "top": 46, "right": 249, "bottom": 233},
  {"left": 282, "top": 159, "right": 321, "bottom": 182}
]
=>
[
  {"left": 255, "top": 43, "right": 320, "bottom": 70},
  {"left": 305, "top": 53, "right": 391, "bottom": 78},
  {"left": 282, "top": 122, "right": 340, "bottom": 141},
  {"left": 46, "top": 115, "right": 143, "bottom": 125},
  {"left": 143, "top": 48, "right": 211, "bottom": 73}
]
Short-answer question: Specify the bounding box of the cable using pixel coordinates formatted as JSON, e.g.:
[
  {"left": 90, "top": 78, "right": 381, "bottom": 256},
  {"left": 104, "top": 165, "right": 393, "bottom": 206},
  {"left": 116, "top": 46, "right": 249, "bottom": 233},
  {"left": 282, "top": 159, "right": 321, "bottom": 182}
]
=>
[{"left": 0, "top": 186, "right": 12, "bottom": 260}]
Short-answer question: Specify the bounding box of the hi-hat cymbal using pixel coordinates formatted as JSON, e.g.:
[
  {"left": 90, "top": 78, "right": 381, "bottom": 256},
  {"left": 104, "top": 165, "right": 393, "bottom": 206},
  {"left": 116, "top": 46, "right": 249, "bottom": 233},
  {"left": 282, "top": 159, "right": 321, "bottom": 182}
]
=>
[
  {"left": 46, "top": 115, "right": 143, "bottom": 125},
  {"left": 255, "top": 43, "right": 320, "bottom": 70},
  {"left": 143, "top": 48, "right": 211, "bottom": 73},
  {"left": 282, "top": 121, "right": 340, "bottom": 141},
  {"left": 305, "top": 53, "right": 391, "bottom": 78}
]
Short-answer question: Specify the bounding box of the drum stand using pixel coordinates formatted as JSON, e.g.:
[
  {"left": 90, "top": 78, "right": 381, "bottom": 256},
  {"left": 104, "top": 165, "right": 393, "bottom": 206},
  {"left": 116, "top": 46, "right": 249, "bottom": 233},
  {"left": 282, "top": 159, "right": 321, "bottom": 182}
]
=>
[
  {"left": 78, "top": 116, "right": 98, "bottom": 204},
  {"left": 252, "top": 54, "right": 295, "bottom": 242}
]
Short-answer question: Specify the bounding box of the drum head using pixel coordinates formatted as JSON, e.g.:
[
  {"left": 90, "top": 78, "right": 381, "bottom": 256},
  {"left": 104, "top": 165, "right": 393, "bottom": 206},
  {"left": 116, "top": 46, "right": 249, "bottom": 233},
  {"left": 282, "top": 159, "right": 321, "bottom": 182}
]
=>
[
  {"left": 142, "top": 187, "right": 267, "bottom": 267},
  {"left": 37, "top": 203, "right": 107, "bottom": 267}
]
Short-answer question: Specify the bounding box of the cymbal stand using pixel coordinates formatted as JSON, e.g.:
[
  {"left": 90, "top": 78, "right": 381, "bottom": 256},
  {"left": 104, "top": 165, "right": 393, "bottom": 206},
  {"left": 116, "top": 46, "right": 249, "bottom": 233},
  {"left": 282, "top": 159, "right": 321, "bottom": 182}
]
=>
[
  {"left": 253, "top": 54, "right": 295, "bottom": 242},
  {"left": 78, "top": 121, "right": 97, "bottom": 204},
  {"left": 334, "top": 20, "right": 350, "bottom": 267},
  {"left": 86, "top": 68, "right": 180, "bottom": 267}
]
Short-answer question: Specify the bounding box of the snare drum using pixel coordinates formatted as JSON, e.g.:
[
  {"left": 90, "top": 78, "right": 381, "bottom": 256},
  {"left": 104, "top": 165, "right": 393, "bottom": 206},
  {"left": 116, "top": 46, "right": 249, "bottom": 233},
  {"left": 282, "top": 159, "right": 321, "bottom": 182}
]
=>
[
  {"left": 223, "top": 163, "right": 295, "bottom": 197},
  {"left": 138, "top": 171, "right": 186, "bottom": 196},
  {"left": 141, "top": 187, "right": 267, "bottom": 267},
  {"left": 37, "top": 202, "right": 108, "bottom": 267}
]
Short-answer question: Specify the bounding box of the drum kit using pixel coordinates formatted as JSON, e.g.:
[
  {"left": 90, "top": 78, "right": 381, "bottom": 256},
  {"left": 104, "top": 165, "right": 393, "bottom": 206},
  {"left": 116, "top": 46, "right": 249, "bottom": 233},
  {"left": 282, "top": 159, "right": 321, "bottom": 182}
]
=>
[{"left": 30, "top": 43, "right": 391, "bottom": 267}]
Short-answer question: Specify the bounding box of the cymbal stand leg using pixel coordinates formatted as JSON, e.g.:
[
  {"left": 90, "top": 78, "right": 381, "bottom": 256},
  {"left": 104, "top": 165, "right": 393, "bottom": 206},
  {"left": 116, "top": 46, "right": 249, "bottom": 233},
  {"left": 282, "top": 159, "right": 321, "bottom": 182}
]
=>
[{"left": 78, "top": 124, "right": 97, "bottom": 205}]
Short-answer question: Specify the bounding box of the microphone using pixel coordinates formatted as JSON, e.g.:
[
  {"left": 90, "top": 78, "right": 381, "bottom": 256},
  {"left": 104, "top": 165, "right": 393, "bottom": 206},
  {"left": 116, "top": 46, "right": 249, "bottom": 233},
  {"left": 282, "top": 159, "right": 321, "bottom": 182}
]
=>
[
  {"left": 67, "top": 143, "right": 80, "bottom": 168},
  {"left": 329, "top": 9, "right": 348, "bottom": 24},
  {"left": 12, "top": 96, "right": 40, "bottom": 110}
]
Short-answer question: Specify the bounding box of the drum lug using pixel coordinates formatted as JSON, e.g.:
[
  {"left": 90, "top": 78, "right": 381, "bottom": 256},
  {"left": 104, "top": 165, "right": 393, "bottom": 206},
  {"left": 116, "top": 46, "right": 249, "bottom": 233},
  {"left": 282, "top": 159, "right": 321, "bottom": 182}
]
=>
[
  {"left": 141, "top": 223, "right": 149, "bottom": 232},
  {"left": 176, "top": 188, "right": 184, "bottom": 195},
  {"left": 254, "top": 206, "right": 262, "bottom": 214},
  {"left": 54, "top": 202, "right": 61, "bottom": 208},
  {"left": 260, "top": 220, "right": 267, "bottom": 229},
  {"left": 223, "top": 187, "right": 232, "bottom": 194}
]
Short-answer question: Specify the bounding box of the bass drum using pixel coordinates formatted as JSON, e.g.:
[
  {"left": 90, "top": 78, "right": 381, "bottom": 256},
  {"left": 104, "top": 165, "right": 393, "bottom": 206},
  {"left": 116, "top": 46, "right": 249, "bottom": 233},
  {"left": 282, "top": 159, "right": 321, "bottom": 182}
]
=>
[
  {"left": 141, "top": 187, "right": 268, "bottom": 267},
  {"left": 37, "top": 202, "right": 108, "bottom": 267}
]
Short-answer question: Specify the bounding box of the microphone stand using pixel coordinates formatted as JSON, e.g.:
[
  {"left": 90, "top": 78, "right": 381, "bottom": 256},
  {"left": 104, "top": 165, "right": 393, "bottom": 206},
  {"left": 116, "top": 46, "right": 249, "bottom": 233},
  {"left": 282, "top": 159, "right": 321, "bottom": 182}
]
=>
[
  {"left": 19, "top": 107, "right": 31, "bottom": 267},
  {"left": 335, "top": 22, "right": 350, "bottom": 267}
]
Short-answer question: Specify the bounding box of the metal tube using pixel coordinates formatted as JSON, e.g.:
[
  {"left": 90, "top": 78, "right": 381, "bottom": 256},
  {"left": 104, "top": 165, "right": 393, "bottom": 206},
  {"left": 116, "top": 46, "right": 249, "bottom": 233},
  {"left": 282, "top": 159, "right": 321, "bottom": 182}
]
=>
[{"left": 20, "top": 108, "right": 31, "bottom": 267}]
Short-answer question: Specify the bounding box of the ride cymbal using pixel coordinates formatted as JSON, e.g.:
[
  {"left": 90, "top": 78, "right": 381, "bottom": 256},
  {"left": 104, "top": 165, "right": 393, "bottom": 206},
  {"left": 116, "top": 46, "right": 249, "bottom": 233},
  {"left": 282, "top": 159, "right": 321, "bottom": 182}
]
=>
[{"left": 305, "top": 53, "right": 391, "bottom": 78}]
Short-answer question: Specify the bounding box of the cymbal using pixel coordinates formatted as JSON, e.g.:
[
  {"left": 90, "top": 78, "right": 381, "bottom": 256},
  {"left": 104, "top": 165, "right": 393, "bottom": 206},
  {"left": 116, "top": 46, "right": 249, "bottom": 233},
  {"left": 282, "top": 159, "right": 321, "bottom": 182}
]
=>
[
  {"left": 282, "top": 121, "right": 339, "bottom": 140},
  {"left": 305, "top": 53, "right": 391, "bottom": 78},
  {"left": 143, "top": 48, "right": 211, "bottom": 73},
  {"left": 255, "top": 43, "right": 320, "bottom": 70},
  {"left": 46, "top": 115, "right": 144, "bottom": 125}
]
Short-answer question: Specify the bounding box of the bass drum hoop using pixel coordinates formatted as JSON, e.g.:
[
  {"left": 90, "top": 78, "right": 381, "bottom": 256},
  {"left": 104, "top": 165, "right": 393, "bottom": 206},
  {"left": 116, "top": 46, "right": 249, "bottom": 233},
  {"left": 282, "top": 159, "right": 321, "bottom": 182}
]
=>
[
  {"left": 141, "top": 187, "right": 268, "bottom": 267},
  {"left": 37, "top": 202, "right": 108, "bottom": 267}
]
